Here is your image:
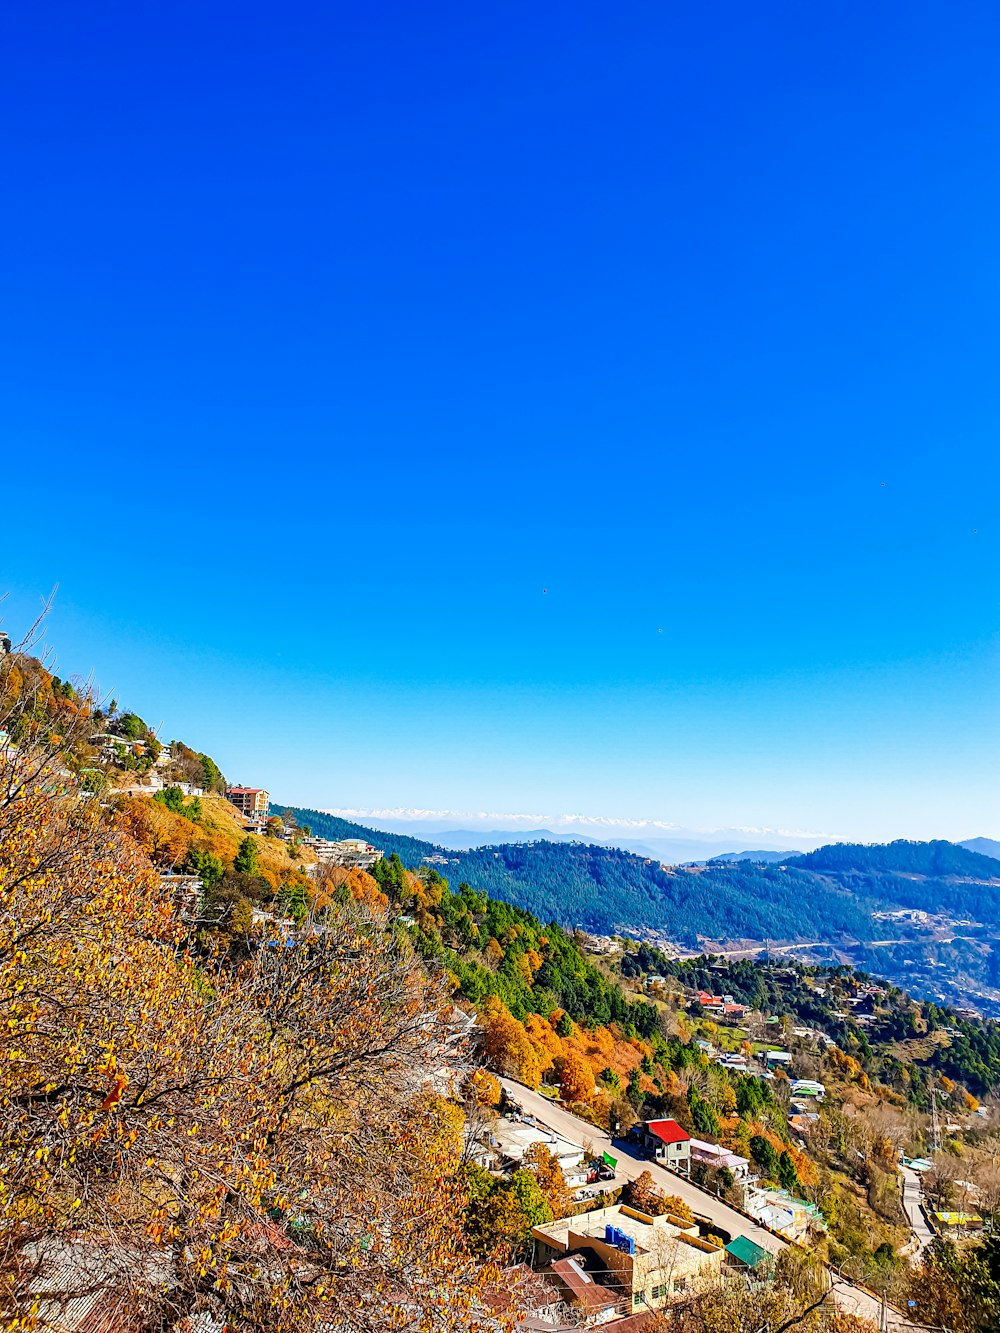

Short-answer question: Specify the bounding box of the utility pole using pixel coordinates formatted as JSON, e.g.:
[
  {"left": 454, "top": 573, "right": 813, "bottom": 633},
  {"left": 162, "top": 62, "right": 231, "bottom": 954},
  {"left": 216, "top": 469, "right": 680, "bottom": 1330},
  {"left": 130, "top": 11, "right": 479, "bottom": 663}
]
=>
[{"left": 931, "top": 1089, "right": 940, "bottom": 1154}]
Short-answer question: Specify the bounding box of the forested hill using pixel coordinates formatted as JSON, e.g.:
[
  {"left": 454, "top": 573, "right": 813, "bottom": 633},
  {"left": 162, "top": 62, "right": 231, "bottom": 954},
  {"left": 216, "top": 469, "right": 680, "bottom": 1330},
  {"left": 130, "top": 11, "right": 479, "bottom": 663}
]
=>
[
  {"left": 788, "top": 839, "right": 1000, "bottom": 879},
  {"left": 278, "top": 807, "right": 1000, "bottom": 951},
  {"left": 274, "top": 806, "right": 868, "bottom": 942}
]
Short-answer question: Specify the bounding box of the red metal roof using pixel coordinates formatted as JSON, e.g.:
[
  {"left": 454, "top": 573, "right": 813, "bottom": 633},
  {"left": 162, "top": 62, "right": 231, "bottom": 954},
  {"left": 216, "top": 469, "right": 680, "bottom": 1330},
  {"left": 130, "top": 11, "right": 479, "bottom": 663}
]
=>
[{"left": 645, "top": 1118, "right": 690, "bottom": 1145}]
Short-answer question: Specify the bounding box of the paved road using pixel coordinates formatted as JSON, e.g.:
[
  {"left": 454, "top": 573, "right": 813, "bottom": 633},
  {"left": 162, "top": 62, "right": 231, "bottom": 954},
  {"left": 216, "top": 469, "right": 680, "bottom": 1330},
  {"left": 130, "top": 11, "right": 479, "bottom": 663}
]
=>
[
  {"left": 500, "top": 1078, "right": 895, "bottom": 1327},
  {"left": 900, "top": 1165, "right": 935, "bottom": 1257}
]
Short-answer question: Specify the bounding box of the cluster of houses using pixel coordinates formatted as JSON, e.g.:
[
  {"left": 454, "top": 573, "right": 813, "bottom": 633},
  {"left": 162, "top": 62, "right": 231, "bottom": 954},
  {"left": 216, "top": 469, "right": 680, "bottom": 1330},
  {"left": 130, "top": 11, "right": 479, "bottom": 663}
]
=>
[
  {"left": 475, "top": 1102, "right": 818, "bottom": 1329},
  {"left": 691, "top": 989, "right": 750, "bottom": 1019},
  {"left": 298, "top": 835, "right": 385, "bottom": 872}
]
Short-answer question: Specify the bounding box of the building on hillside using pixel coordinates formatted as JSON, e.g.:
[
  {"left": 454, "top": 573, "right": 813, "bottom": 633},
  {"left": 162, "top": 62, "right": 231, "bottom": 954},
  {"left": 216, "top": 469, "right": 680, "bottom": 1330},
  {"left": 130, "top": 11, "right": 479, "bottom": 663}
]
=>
[
  {"left": 482, "top": 1265, "right": 567, "bottom": 1330},
  {"left": 479, "top": 1119, "right": 587, "bottom": 1187},
  {"left": 532, "top": 1202, "right": 723, "bottom": 1312},
  {"left": 157, "top": 871, "right": 203, "bottom": 918},
  {"left": 724, "top": 1236, "right": 773, "bottom": 1278},
  {"left": 790, "top": 1079, "right": 825, "bottom": 1100},
  {"left": 764, "top": 1050, "right": 793, "bottom": 1066},
  {"left": 548, "top": 1252, "right": 622, "bottom": 1323},
  {"left": 637, "top": 1119, "right": 691, "bottom": 1171},
  {"left": 0, "top": 631, "right": 11, "bottom": 656},
  {"left": 743, "top": 1187, "right": 825, "bottom": 1243},
  {"left": 715, "top": 1053, "right": 748, "bottom": 1071},
  {"left": 933, "top": 1211, "right": 983, "bottom": 1232},
  {"left": 226, "top": 786, "right": 270, "bottom": 820},
  {"left": 89, "top": 732, "right": 145, "bottom": 763},
  {"left": 300, "top": 836, "right": 385, "bottom": 871},
  {"left": 689, "top": 1138, "right": 752, "bottom": 1180}
]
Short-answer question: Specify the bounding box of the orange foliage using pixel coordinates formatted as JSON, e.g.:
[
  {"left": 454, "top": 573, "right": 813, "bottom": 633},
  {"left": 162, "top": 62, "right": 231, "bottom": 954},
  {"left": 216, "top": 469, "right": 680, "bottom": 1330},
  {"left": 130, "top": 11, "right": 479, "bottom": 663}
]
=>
[
  {"left": 554, "top": 1052, "right": 594, "bottom": 1104},
  {"left": 343, "top": 866, "right": 389, "bottom": 913},
  {"left": 481, "top": 997, "right": 541, "bottom": 1088}
]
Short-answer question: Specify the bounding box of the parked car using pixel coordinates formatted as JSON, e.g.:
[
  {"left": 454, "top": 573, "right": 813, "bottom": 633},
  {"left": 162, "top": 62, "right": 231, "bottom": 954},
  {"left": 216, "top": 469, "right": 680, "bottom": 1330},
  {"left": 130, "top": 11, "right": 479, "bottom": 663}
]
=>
[
  {"left": 596, "top": 1166, "right": 616, "bottom": 1181},
  {"left": 575, "top": 1188, "right": 596, "bottom": 1201}
]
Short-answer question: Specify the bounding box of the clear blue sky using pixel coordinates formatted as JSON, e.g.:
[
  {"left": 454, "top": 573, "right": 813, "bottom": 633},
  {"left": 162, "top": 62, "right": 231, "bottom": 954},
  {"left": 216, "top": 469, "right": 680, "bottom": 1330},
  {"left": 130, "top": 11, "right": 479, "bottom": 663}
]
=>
[{"left": 2, "top": 1, "right": 997, "bottom": 843}]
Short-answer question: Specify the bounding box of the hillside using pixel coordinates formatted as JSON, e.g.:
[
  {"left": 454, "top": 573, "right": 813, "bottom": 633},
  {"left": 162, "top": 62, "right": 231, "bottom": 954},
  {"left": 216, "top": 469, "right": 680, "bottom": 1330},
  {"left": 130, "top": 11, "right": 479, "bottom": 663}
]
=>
[
  {"left": 277, "top": 806, "right": 875, "bottom": 942},
  {"left": 961, "top": 837, "right": 1000, "bottom": 861},
  {"left": 279, "top": 807, "right": 1000, "bottom": 1015},
  {"left": 788, "top": 839, "right": 1000, "bottom": 880}
]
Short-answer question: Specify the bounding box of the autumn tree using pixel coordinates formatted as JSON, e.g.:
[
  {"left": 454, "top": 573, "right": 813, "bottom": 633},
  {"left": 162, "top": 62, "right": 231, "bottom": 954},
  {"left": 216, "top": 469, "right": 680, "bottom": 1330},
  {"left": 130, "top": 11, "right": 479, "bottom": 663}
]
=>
[
  {"left": 481, "top": 997, "right": 542, "bottom": 1089},
  {"left": 624, "top": 1171, "right": 694, "bottom": 1221},
  {"left": 0, "top": 658, "right": 507, "bottom": 1333},
  {"left": 462, "top": 1166, "right": 552, "bottom": 1262},
  {"left": 555, "top": 1052, "right": 593, "bottom": 1104},
  {"left": 522, "top": 1143, "right": 573, "bottom": 1218}
]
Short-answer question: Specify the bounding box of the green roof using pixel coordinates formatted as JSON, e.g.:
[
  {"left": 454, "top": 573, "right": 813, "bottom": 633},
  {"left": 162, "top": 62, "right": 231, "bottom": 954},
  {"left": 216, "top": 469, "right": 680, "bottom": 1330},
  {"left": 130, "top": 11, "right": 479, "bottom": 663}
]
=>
[{"left": 725, "top": 1236, "right": 771, "bottom": 1269}]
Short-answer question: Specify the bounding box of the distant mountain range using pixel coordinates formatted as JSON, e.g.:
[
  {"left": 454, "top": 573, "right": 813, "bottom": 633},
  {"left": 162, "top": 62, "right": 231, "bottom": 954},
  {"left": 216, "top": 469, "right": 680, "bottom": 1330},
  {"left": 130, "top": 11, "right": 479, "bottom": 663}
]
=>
[
  {"left": 345, "top": 815, "right": 815, "bottom": 864},
  {"left": 689, "top": 849, "right": 795, "bottom": 866}
]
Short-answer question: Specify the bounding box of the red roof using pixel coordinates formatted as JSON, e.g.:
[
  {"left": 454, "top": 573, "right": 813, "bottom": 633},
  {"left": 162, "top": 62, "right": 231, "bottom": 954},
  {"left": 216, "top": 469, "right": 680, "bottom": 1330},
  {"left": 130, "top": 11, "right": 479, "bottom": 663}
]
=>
[{"left": 645, "top": 1118, "right": 690, "bottom": 1145}]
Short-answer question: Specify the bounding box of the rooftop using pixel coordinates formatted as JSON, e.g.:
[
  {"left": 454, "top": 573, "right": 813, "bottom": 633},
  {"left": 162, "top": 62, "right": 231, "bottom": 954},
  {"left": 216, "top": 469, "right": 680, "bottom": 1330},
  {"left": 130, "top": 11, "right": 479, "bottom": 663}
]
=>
[
  {"left": 644, "top": 1118, "right": 690, "bottom": 1145},
  {"left": 725, "top": 1236, "right": 771, "bottom": 1270},
  {"left": 550, "top": 1250, "right": 622, "bottom": 1315}
]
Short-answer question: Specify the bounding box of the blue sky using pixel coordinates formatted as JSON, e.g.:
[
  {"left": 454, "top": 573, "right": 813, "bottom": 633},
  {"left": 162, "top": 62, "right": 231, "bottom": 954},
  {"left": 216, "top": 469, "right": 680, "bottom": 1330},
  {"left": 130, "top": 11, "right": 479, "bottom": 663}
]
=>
[{"left": 1, "top": 1, "right": 998, "bottom": 843}]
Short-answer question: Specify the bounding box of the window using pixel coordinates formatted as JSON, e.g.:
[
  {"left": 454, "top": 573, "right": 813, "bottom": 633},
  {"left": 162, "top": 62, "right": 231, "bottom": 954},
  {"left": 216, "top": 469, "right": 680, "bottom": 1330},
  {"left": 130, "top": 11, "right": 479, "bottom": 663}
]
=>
[
  {"left": 634, "top": 1293, "right": 643, "bottom": 1306},
  {"left": 652, "top": 1284, "right": 667, "bottom": 1300},
  {"left": 674, "top": 1278, "right": 687, "bottom": 1293}
]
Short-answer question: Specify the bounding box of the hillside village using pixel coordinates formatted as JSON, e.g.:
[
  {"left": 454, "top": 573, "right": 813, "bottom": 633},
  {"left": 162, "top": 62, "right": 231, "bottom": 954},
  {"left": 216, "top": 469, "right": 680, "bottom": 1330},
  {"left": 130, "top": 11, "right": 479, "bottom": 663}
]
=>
[{"left": 3, "top": 642, "right": 1000, "bottom": 1332}]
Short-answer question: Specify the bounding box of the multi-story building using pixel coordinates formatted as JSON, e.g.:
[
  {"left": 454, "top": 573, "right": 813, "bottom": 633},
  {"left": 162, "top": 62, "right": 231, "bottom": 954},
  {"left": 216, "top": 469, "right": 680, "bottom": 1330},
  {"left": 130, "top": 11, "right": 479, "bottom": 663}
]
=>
[
  {"left": 533, "top": 1203, "right": 723, "bottom": 1314},
  {"left": 225, "top": 787, "right": 270, "bottom": 820},
  {"left": 300, "top": 836, "right": 384, "bottom": 871}
]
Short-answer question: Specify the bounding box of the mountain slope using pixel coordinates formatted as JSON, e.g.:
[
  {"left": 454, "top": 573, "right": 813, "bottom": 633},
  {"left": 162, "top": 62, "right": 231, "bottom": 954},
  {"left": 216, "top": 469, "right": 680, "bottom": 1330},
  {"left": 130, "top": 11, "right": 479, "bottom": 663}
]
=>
[
  {"left": 961, "top": 837, "right": 1000, "bottom": 861},
  {"left": 278, "top": 805, "right": 875, "bottom": 943},
  {"left": 789, "top": 839, "right": 1000, "bottom": 879}
]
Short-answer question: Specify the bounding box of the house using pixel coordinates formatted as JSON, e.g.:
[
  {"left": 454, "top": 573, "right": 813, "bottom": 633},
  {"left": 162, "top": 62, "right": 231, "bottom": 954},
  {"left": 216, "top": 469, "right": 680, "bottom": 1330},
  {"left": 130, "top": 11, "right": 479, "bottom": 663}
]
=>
[
  {"left": 548, "top": 1251, "right": 622, "bottom": 1323},
  {"left": 933, "top": 1211, "right": 983, "bottom": 1232},
  {"left": 689, "top": 1138, "right": 752, "bottom": 1180},
  {"left": 764, "top": 1050, "right": 793, "bottom": 1066},
  {"left": 638, "top": 1119, "right": 691, "bottom": 1171},
  {"left": 482, "top": 1265, "right": 567, "bottom": 1330},
  {"left": 533, "top": 1203, "right": 723, "bottom": 1313},
  {"left": 789, "top": 1114, "right": 819, "bottom": 1136},
  {"left": 225, "top": 786, "right": 270, "bottom": 820},
  {"left": 715, "top": 1053, "right": 748, "bottom": 1070},
  {"left": 790, "top": 1079, "right": 825, "bottom": 1100},
  {"left": 743, "top": 1187, "right": 824, "bottom": 1243},
  {"left": 483, "top": 1119, "right": 588, "bottom": 1187},
  {"left": 157, "top": 871, "right": 203, "bottom": 918},
  {"left": 724, "top": 1236, "right": 773, "bottom": 1277}
]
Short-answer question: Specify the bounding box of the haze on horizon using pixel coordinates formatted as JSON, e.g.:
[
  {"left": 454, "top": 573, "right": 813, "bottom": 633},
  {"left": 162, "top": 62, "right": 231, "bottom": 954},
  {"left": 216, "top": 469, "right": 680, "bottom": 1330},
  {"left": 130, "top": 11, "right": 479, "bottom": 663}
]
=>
[{"left": 2, "top": 2, "right": 997, "bottom": 846}]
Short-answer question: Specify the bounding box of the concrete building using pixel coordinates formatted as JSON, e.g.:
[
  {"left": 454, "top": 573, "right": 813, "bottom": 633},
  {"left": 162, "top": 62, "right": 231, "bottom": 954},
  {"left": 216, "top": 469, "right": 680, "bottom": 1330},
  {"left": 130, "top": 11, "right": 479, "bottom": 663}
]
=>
[
  {"left": 226, "top": 787, "right": 270, "bottom": 820},
  {"left": 533, "top": 1203, "right": 723, "bottom": 1312},
  {"left": 300, "top": 836, "right": 384, "bottom": 871},
  {"left": 481, "top": 1119, "right": 588, "bottom": 1187},
  {"left": 639, "top": 1119, "right": 691, "bottom": 1172},
  {"left": 689, "top": 1138, "right": 752, "bottom": 1180},
  {"left": 743, "top": 1187, "right": 825, "bottom": 1243}
]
